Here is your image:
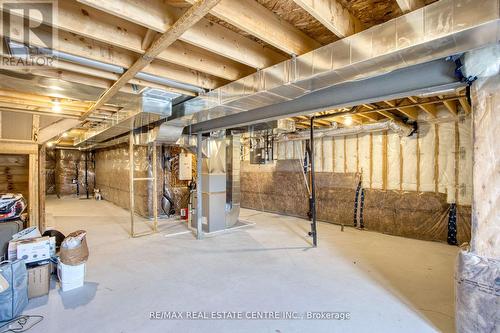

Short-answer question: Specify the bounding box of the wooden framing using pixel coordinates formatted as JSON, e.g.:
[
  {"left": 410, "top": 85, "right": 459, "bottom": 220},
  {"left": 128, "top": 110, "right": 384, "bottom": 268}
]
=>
[
  {"left": 0, "top": 140, "right": 40, "bottom": 227},
  {"left": 129, "top": 134, "right": 158, "bottom": 238},
  {"left": 81, "top": 0, "right": 222, "bottom": 120},
  {"left": 292, "top": 0, "right": 362, "bottom": 38},
  {"left": 1, "top": 22, "right": 224, "bottom": 91},
  {"left": 408, "top": 96, "right": 438, "bottom": 118},
  {"left": 77, "top": 0, "right": 286, "bottom": 69},
  {"left": 38, "top": 145, "right": 46, "bottom": 231},
  {"left": 395, "top": 0, "right": 425, "bottom": 12},
  {"left": 296, "top": 94, "right": 466, "bottom": 129},
  {"left": 186, "top": 0, "right": 320, "bottom": 55}
]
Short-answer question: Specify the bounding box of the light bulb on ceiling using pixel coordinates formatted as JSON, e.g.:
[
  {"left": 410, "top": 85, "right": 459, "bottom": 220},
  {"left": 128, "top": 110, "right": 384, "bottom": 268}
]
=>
[
  {"left": 46, "top": 142, "right": 54, "bottom": 147},
  {"left": 52, "top": 99, "right": 62, "bottom": 112},
  {"left": 344, "top": 116, "right": 353, "bottom": 126},
  {"left": 62, "top": 132, "right": 68, "bottom": 138}
]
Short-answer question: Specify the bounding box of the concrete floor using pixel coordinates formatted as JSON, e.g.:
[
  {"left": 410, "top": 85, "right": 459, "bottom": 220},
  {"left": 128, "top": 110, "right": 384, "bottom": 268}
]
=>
[{"left": 24, "top": 197, "right": 458, "bottom": 333}]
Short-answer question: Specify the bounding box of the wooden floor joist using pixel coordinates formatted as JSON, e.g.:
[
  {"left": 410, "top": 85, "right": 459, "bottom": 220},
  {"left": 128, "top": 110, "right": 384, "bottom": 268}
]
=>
[
  {"left": 78, "top": 0, "right": 286, "bottom": 69},
  {"left": 80, "top": 0, "right": 222, "bottom": 121}
]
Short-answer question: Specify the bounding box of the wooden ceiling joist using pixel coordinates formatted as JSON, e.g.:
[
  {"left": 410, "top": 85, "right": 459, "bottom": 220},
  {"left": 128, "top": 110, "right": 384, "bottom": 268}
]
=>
[
  {"left": 441, "top": 97, "right": 458, "bottom": 116},
  {"left": 384, "top": 100, "right": 419, "bottom": 121},
  {"left": 4, "top": 0, "right": 251, "bottom": 82},
  {"left": 395, "top": 0, "right": 425, "bottom": 12},
  {"left": 38, "top": 119, "right": 81, "bottom": 143},
  {"left": 292, "top": 0, "right": 362, "bottom": 38},
  {"left": 362, "top": 103, "right": 401, "bottom": 121},
  {"left": 459, "top": 97, "right": 471, "bottom": 114},
  {"left": 357, "top": 112, "right": 383, "bottom": 122},
  {"left": 80, "top": 0, "right": 222, "bottom": 121},
  {"left": 408, "top": 96, "right": 437, "bottom": 118},
  {"left": 77, "top": 0, "right": 286, "bottom": 69},
  {"left": 50, "top": 60, "right": 195, "bottom": 96},
  {"left": 1, "top": 16, "right": 224, "bottom": 91},
  {"left": 8, "top": 66, "right": 145, "bottom": 96},
  {"left": 185, "top": 0, "right": 320, "bottom": 55}
]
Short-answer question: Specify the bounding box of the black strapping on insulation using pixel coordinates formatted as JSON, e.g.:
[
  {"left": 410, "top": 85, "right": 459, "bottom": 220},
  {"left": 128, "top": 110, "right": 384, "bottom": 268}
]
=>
[
  {"left": 353, "top": 181, "right": 362, "bottom": 227},
  {"left": 447, "top": 203, "right": 458, "bottom": 245},
  {"left": 359, "top": 188, "right": 365, "bottom": 229}
]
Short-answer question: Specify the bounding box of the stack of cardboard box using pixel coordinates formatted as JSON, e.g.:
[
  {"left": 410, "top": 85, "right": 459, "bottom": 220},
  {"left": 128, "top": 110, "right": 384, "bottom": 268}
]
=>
[{"left": 8, "top": 227, "right": 55, "bottom": 299}]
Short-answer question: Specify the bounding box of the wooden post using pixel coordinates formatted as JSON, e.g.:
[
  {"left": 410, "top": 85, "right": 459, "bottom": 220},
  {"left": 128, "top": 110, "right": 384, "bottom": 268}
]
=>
[
  {"left": 152, "top": 143, "right": 158, "bottom": 232},
  {"left": 38, "top": 145, "right": 46, "bottom": 231},
  {"left": 28, "top": 153, "right": 39, "bottom": 228},
  {"left": 129, "top": 133, "right": 134, "bottom": 237},
  {"left": 382, "top": 130, "right": 388, "bottom": 190},
  {"left": 32, "top": 115, "right": 40, "bottom": 142},
  {"left": 434, "top": 124, "right": 439, "bottom": 193}
]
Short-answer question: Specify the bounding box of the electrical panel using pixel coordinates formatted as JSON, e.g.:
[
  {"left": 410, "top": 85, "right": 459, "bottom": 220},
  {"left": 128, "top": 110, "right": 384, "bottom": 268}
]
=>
[{"left": 178, "top": 152, "right": 192, "bottom": 180}]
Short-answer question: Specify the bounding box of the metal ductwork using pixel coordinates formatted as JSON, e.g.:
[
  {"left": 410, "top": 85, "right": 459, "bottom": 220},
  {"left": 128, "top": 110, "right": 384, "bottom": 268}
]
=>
[
  {"left": 278, "top": 120, "right": 414, "bottom": 141},
  {"left": 74, "top": 88, "right": 177, "bottom": 146},
  {"left": 169, "top": 0, "right": 498, "bottom": 131}
]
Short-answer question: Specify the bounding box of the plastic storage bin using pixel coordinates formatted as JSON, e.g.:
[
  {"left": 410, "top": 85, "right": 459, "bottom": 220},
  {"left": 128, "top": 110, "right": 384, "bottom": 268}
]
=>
[{"left": 57, "top": 260, "right": 85, "bottom": 292}]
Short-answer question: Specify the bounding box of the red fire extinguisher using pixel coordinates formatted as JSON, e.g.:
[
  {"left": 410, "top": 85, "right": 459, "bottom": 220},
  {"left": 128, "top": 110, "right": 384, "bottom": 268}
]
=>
[{"left": 180, "top": 208, "right": 188, "bottom": 220}]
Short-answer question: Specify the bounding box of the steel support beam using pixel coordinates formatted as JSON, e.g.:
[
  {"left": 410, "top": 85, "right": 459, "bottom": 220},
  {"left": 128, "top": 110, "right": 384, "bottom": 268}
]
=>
[{"left": 309, "top": 117, "right": 317, "bottom": 247}]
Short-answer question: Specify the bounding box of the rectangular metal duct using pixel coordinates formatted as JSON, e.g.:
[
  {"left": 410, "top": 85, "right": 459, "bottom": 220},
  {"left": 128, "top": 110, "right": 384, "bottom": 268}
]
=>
[
  {"left": 74, "top": 89, "right": 175, "bottom": 146},
  {"left": 171, "top": 0, "right": 499, "bottom": 127}
]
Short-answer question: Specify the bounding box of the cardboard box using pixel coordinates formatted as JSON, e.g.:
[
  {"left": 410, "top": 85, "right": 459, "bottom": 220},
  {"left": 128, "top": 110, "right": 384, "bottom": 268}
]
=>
[
  {"left": 15, "top": 237, "right": 50, "bottom": 263},
  {"left": 9, "top": 237, "right": 55, "bottom": 262},
  {"left": 27, "top": 263, "right": 50, "bottom": 298},
  {"left": 12, "top": 227, "right": 41, "bottom": 241}
]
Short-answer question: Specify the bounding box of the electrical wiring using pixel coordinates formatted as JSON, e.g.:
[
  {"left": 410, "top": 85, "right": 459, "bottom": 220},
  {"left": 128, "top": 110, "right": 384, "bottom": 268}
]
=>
[{"left": 0, "top": 315, "right": 43, "bottom": 333}]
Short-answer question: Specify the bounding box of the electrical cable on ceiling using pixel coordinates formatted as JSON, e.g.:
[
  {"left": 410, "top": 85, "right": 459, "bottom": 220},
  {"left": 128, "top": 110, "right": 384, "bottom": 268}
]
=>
[{"left": 0, "top": 315, "right": 44, "bottom": 333}]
